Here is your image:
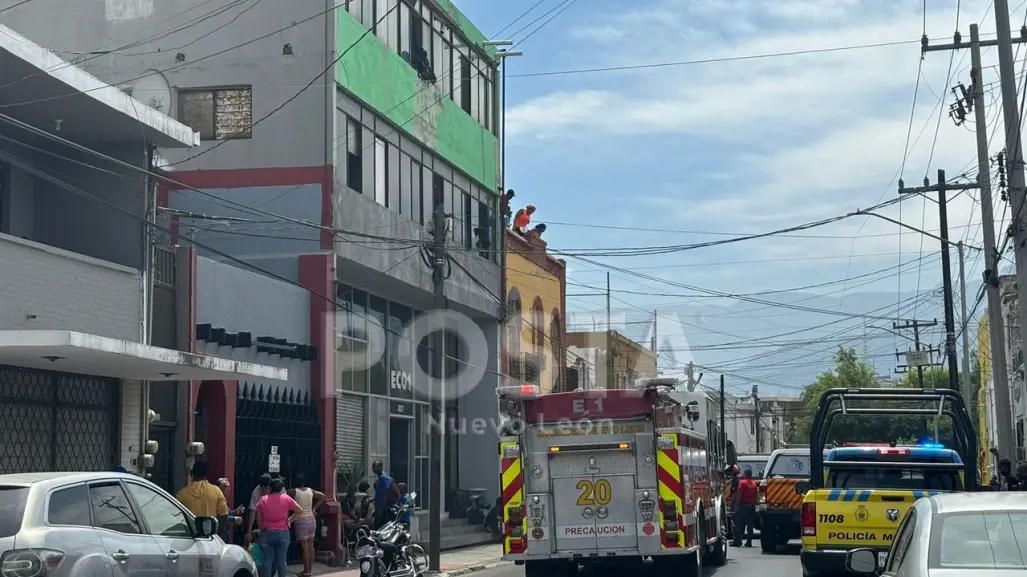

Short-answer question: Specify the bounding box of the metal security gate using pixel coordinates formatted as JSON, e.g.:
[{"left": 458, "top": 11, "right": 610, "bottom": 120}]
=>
[
  {"left": 336, "top": 394, "right": 366, "bottom": 491},
  {"left": 233, "top": 383, "right": 321, "bottom": 564},
  {"left": 0, "top": 365, "right": 119, "bottom": 473}
]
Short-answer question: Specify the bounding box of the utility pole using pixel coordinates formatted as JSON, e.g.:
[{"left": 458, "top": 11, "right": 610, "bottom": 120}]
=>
[
  {"left": 937, "top": 170, "right": 961, "bottom": 391},
  {"left": 897, "top": 172, "right": 969, "bottom": 391},
  {"left": 752, "top": 384, "right": 761, "bottom": 453},
  {"left": 893, "top": 319, "right": 942, "bottom": 386},
  {"left": 428, "top": 201, "right": 447, "bottom": 572},
  {"left": 958, "top": 243, "right": 974, "bottom": 405},
  {"left": 923, "top": 23, "right": 1022, "bottom": 457},
  {"left": 719, "top": 374, "right": 726, "bottom": 457},
  {"left": 606, "top": 272, "right": 613, "bottom": 388},
  {"left": 994, "top": 0, "right": 1026, "bottom": 461},
  {"left": 652, "top": 310, "right": 658, "bottom": 354}
]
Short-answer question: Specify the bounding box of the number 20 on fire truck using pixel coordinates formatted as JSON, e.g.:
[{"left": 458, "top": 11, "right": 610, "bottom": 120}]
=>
[{"left": 496, "top": 378, "right": 731, "bottom": 577}]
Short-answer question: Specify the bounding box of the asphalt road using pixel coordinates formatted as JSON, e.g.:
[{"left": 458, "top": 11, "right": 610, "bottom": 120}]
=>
[{"left": 470, "top": 541, "right": 802, "bottom": 577}]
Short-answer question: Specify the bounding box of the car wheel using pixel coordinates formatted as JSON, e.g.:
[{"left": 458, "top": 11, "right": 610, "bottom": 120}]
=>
[{"left": 760, "top": 524, "right": 777, "bottom": 553}]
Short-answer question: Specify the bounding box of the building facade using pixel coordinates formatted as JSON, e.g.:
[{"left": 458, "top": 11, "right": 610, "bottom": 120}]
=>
[
  {"left": 978, "top": 275, "right": 1023, "bottom": 478},
  {"left": 0, "top": 24, "right": 283, "bottom": 485},
  {"left": 504, "top": 229, "right": 567, "bottom": 393},
  {"left": 566, "top": 330, "right": 658, "bottom": 389},
  {"left": 4, "top": 0, "right": 505, "bottom": 528}
]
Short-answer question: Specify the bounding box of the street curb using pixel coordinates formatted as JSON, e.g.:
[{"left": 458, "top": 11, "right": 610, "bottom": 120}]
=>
[{"left": 438, "top": 560, "right": 507, "bottom": 577}]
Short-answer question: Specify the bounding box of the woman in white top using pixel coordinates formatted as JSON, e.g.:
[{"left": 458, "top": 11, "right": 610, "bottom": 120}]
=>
[{"left": 288, "top": 473, "right": 325, "bottom": 577}]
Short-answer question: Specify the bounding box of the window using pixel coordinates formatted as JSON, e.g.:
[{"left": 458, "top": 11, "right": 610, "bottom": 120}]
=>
[
  {"left": 930, "top": 511, "right": 1027, "bottom": 569},
  {"left": 452, "top": 39, "right": 465, "bottom": 109},
  {"left": 459, "top": 56, "right": 472, "bottom": 114},
  {"left": 767, "top": 454, "right": 809, "bottom": 478},
  {"left": 399, "top": 1, "right": 411, "bottom": 61},
  {"left": 0, "top": 487, "right": 29, "bottom": 538},
  {"left": 385, "top": 0, "right": 399, "bottom": 52},
  {"left": 48, "top": 485, "right": 90, "bottom": 526},
  {"left": 550, "top": 312, "right": 562, "bottom": 391},
  {"left": 89, "top": 483, "right": 141, "bottom": 534},
  {"left": 432, "top": 15, "right": 446, "bottom": 93},
  {"left": 347, "top": 0, "right": 363, "bottom": 22},
  {"left": 463, "top": 193, "right": 473, "bottom": 249},
  {"left": 346, "top": 116, "right": 363, "bottom": 192},
  {"left": 178, "top": 87, "right": 253, "bottom": 140},
  {"left": 484, "top": 78, "right": 492, "bottom": 131},
  {"left": 124, "top": 483, "right": 192, "bottom": 539},
  {"left": 369, "top": 295, "right": 389, "bottom": 396},
  {"left": 374, "top": 137, "right": 387, "bottom": 206},
  {"left": 421, "top": 165, "right": 432, "bottom": 225},
  {"left": 386, "top": 143, "right": 399, "bottom": 210},
  {"left": 412, "top": 160, "right": 424, "bottom": 224},
  {"left": 531, "top": 298, "right": 545, "bottom": 355},
  {"left": 337, "top": 287, "right": 369, "bottom": 393},
  {"left": 375, "top": 0, "right": 389, "bottom": 44},
  {"left": 389, "top": 304, "right": 413, "bottom": 399},
  {"left": 506, "top": 289, "right": 522, "bottom": 374},
  {"left": 475, "top": 200, "right": 491, "bottom": 258},
  {"left": 470, "top": 57, "right": 480, "bottom": 121}
]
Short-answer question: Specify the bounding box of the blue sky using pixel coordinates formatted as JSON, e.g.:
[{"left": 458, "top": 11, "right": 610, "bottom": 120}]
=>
[{"left": 454, "top": 0, "right": 1012, "bottom": 391}]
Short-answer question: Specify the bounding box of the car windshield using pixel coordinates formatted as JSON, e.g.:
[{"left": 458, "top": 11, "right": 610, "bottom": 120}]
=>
[
  {"left": 826, "top": 467, "right": 962, "bottom": 490},
  {"left": 768, "top": 454, "right": 810, "bottom": 478},
  {"left": 737, "top": 458, "right": 768, "bottom": 478},
  {"left": 0, "top": 487, "right": 31, "bottom": 538},
  {"left": 929, "top": 511, "right": 1027, "bottom": 569}
]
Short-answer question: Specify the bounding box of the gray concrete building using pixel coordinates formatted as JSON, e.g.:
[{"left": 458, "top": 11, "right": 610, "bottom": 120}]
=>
[
  {"left": 5, "top": 0, "right": 505, "bottom": 531},
  {"left": 0, "top": 22, "right": 283, "bottom": 485}
]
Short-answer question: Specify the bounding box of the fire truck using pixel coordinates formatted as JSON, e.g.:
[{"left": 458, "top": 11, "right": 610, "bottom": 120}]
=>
[{"left": 496, "top": 378, "right": 732, "bottom": 577}]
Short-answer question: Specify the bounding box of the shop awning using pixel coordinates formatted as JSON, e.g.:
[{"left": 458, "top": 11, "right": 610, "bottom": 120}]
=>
[{"left": 0, "top": 330, "right": 287, "bottom": 382}]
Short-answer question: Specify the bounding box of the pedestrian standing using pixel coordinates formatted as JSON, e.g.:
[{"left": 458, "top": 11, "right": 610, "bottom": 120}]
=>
[
  {"left": 246, "top": 474, "right": 272, "bottom": 545},
  {"left": 175, "top": 462, "right": 230, "bottom": 530},
  {"left": 732, "top": 469, "right": 758, "bottom": 547},
  {"left": 257, "top": 477, "right": 304, "bottom": 577},
  {"left": 288, "top": 473, "right": 326, "bottom": 577},
  {"left": 371, "top": 460, "right": 400, "bottom": 529}
]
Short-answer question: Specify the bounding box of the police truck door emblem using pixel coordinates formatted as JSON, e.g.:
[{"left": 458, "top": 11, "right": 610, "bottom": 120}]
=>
[
  {"left": 887, "top": 508, "right": 900, "bottom": 522},
  {"left": 855, "top": 506, "right": 869, "bottom": 523},
  {"left": 532, "top": 528, "right": 544, "bottom": 540},
  {"left": 638, "top": 498, "right": 656, "bottom": 522}
]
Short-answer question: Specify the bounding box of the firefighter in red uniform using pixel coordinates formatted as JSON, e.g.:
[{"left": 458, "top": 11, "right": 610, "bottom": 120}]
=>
[{"left": 731, "top": 469, "right": 757, "bottom": 547}]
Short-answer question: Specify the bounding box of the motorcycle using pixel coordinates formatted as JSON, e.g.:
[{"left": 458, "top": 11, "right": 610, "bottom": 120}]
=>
[{"left": 355, "top": 492, "right": 427, "bottom": 577}]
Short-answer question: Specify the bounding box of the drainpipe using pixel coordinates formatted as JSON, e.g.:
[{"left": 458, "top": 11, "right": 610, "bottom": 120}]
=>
[{"left": 140, "top": 144, "right": 157, "bottom": 471}]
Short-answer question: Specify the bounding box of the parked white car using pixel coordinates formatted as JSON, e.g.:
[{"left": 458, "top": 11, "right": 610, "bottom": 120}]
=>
[{"left": 0, "top": 471, "right": 256, "bottom": 576}]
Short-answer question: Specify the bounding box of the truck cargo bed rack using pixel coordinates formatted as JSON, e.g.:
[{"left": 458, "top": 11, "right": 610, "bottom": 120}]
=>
[{"left": 808, "top": 388, "right": 977, "bottom": 490}]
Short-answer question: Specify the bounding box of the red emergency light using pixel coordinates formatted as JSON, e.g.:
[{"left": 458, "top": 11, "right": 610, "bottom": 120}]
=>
[
  {"left": 497, "top": 384, "right": 540, "bottom": 400},
  {"left": 876, "top": 448, "right": 911, "bottom": 456},
  {"left": 843, "top": 442, "right": 892, "bottom": 447}
]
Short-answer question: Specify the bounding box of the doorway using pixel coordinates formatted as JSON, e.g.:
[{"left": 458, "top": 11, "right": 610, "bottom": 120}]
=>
[{"left": 390, "top": 418, "right": 411, "bottom": 486}]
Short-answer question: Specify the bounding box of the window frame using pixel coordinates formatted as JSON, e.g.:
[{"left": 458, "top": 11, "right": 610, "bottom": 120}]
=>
[
  {"left": 45, "top": 483, "right": 92, "bottom": 528},
  {"left": 374, "top": 137, "right": 388, "bottom": 206},
  {"left": 178, "top": 86, "right": 253, "bottom": 141},
  {"left": 87, "top": 481, "right": 144, "bottom": 536},
  {"left": 122, "top": 480, "right": 197, "bottom": 540},
  {"left": 345, "top": 115, "right": 363, "bottom": 193}
]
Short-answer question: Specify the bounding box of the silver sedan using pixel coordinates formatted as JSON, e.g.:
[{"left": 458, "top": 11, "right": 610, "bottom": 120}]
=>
[
  {"left": 845, "top": 491, "right": 1027, "bottom": 577},
  {"left": 0, "top": 471, "right": 256, "bottom": 576}
]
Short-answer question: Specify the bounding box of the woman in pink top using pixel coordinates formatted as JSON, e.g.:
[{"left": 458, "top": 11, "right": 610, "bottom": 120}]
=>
[{"left": 256, "top": 477, "right": 303, "bottom": 577}]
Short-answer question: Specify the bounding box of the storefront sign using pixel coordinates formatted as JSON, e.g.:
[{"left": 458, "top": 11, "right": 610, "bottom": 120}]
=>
[
  {"left": 391, "top": 400, "right": 414, "bottom": 416},
  {"left": 391, "top": 370, "right": 412, "bottom": 391}
]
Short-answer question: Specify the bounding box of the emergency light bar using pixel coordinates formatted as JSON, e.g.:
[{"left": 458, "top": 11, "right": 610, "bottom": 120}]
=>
[
  {"left": 549, "top": 442, "right": 632, "bottom": 453},
  {"left": 877, "top": 448, "right": 911, "bottom": 456},
  {"left": 497, "top": 384, "right": 540, "bottom": 399}
]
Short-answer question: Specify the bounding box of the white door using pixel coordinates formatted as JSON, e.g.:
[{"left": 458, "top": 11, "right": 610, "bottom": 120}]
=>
[
  {"left": 88, "top": 482, "right": 168, "bottom": 577},
  {"left": 122, "top": 481, "right": 219, "bottom": 577}
]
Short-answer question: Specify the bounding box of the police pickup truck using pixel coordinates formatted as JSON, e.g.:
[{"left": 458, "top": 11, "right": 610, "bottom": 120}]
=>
[{"left": 797, "top": 388, "right": 977, "bottom": 577}]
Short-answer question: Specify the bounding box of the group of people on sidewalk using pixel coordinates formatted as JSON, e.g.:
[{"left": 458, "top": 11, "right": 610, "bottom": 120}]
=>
[{"left": 173, "top": 462, "right": 325, "bottom": 577}]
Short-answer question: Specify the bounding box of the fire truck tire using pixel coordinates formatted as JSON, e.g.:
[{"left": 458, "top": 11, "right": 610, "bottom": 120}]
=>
[
  {"left": 759, "top": 524, "right": 777, "bottom": 553},
  {"left": 706, "top": 514, "right": 728, "bottom": 567}
]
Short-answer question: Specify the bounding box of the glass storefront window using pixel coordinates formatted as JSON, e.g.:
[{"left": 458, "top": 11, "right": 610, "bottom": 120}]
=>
[
  {"left": 337, "top": 287, "right": 370, "bottom": 393},
  {"left": 369, "top": 295, "right": 389, "bottom": 396}
]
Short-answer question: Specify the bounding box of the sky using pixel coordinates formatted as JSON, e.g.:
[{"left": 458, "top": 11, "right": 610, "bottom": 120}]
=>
[{"left": 452, "top": 0, "right": 1021, "bottom": 394}]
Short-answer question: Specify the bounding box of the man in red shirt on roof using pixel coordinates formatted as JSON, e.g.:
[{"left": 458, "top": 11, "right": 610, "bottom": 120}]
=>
[{"left": 731, "top": 469, "right": 758, "bottom": 547}]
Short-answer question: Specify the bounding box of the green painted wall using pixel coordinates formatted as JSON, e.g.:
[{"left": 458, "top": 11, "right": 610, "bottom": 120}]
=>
[{"left": 336, "top": 10, "right": 498, "bottom": 191}]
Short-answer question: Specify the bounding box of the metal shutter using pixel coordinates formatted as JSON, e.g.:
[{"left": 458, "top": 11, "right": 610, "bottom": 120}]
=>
[{"left": 336, "top": 394, "right": 366, "bottom": 465}]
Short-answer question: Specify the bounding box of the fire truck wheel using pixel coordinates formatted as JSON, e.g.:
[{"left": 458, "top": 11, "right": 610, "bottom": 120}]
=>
[
  {"left": 706, "top": 523, "right": 728, "bottom": 567},
  {"left": 759, "top": 524, "right": 777, "bottom": 553}
]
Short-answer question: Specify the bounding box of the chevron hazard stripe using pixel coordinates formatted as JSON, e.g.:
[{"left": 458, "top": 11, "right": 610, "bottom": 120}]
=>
[
  {"left": 656, "top": 432, "right": 685, "bottom": 549},
  {"left": 764, "top": 478, "right": 804, "bottom": 510},
  {"left": 500, "top": 440, "right": 527, "bottom": 555}
]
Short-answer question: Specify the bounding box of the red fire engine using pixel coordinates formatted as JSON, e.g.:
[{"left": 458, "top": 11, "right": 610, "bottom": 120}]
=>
[{"left": 496, "top": 378, "right": 731, "bottom": 577}]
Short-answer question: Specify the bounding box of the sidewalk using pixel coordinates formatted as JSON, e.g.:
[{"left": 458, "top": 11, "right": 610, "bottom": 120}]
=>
[{"left": 292, "top": 543, "right": 505, "bottom": 577}]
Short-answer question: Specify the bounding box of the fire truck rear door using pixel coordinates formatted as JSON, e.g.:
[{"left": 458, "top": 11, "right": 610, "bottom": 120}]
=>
[
  {"left": 591, "top": 449, "right": 638, "bottom": 551},
  {"left": 549, "top": 451, "right": 597, "bottom": 551}
]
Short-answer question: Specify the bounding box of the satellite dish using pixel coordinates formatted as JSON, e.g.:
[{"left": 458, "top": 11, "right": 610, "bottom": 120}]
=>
[{"left": 129, "top": 70, "right": 172, "bottom": 115}]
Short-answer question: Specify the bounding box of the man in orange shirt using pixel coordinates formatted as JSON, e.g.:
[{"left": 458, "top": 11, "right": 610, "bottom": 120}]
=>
[{"left": 731, "top": 469, "right": 758, "bottom": 547}]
